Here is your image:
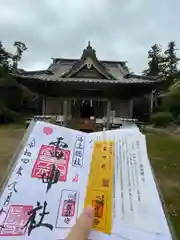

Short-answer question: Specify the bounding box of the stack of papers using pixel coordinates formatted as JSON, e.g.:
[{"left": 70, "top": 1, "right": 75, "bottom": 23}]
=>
[{"left": 0, "top": 121, "right": 174, "bottom": 239}]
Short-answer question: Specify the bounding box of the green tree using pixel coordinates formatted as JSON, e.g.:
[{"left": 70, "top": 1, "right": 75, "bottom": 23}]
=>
[
  {"left": 12, "top": 41, "right": 27, "bottom": 70},
  {"left": 0, "top": 41, "right": 12, "bottom": 68},
  {"left": 143, "top": 44, "right": 166, "bottom": 77},
  {"left": 0, "top": 41, "right": 33, "bottom": 123},
  {"left": 164, "top": 41, "right": 180, "bottom": 82},
  {"left": 0, "top": 41, "right": 17, "bottom": 85},
  {"left": 163, "top": 79, "right": 180, "bottom": 120}
]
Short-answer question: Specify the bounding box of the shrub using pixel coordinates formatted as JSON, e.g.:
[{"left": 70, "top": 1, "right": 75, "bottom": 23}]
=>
[
  {"left": 6, "top": 110, "right": 21, "bottom": 122},
  {"left": 150, "top": 112, "right": 173, "bottom": 127}
]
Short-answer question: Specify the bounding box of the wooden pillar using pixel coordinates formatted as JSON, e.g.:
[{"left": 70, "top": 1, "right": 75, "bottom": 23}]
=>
[
  {"left": 78, "top": 100, "right": 81, "bottom": 118},
  {"left": 149, "top": 91, "right": 154, "bottom": 116},
  {"left": 68, "top": 99, "right": 71, "bottom": 120},
  {"left": 59, "top": 99, "right": 63, "bottom": 115},
  {"left": 42, "top": 97, "right": 46, "bottom": 115},
  {"left": 106, "top": 101, "right": 111, "bottom": 128},
  {"left": 63, "top": 100, "right": 68, "bottom": 126},
  {"left": 129, "top": 99, "right": 134, "bottom": 119},
  {"left": 94, "top": 100, "right": 96, "bottom": 118}
]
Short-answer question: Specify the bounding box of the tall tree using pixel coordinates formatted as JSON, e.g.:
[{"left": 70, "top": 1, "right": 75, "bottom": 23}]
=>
[
  {"left": 0, "top": 41, "right": 35, "bottom": 123},
  {"left": 12, "top": 41, "right": 27, "bottom": 70},
  {"left": 0, "top": 42, "right": 13, "bottom": 72},
  {"left": 143, "top": 44, "right": 166, "bottom": 77},
  {"left": 164, "top": 41, "right": 180, "bottom": 82}
]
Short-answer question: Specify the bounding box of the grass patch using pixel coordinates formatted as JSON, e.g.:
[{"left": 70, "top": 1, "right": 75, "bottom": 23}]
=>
[
  {"left": 146, "top": 133, "right": 180, "bottom": 238},
  {"left": 0, "top": 126, "right": 25, "bottom": 184}
]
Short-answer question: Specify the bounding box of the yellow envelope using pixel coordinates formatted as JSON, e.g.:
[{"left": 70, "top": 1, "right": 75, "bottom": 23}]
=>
[{"left": 84, "top": 141, "right": 114, "bottom": 234}]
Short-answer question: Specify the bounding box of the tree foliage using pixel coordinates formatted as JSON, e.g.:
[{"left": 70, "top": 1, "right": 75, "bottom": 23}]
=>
[
  {"left": 162, "top": 79, "right": 180, "bottom": 120},
  {"left": 13, "top": 41, "right": 27, "bottom": 70},
  {"left": 0, "top": 41, "right": 28, "bottom": 123},
  {"left": 150, "top": 112, "right": 173, "bottom": 127},
  {"left": 143, "top": 44, "right": 166, "bottom": 77},
  {"left": 164, "top": 41, "right": 180, "bottom": 82},
  {"left": 144, "top": 41, "right": 180, "bottom": 82}
]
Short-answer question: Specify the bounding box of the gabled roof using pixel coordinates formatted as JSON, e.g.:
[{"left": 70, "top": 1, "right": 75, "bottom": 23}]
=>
[
  {"left": 13, "top": 42, "right": 163, "bottom": 85},
  {"left": 59, "top": 42, "right": 115, "bottom": 79},
  {"left": 48, "top": 42, "right": 129, "bottom": 80}
]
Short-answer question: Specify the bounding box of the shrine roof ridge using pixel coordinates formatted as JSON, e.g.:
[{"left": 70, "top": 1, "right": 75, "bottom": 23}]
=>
[{"left": 52, "top": 57, "right": 127, "bottom": 65}]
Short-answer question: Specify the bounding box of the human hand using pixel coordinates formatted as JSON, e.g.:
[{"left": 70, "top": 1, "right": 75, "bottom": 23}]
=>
[{"left": 66, "top": 206, "right": 94, "bottom": 240}]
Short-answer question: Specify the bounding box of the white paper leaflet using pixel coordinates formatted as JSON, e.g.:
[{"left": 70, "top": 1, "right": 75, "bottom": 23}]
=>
[
  {"left": 113, "top": 134, "right": 160, "bottom": 232},
  {"left": 0, "top": 121, "right": 173, "bottom": 240}
]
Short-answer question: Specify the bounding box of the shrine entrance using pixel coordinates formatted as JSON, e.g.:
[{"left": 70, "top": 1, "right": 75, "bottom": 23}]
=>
[
  {"left": 80, "top": 129, "right": 93, "bottom": 133},
  {"left": 80, "top": 101, "right": 94, "bottom": 118}
]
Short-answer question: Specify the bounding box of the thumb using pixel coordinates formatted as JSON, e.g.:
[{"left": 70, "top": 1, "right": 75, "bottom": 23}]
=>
[{"left": 66, "top": 206, "right": 94, "bottom": 240}]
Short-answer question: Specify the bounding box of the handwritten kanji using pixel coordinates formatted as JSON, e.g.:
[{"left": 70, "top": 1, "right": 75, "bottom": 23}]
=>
[
  {"left": 22, "top": 201, "right": 53, "bottom": 236},
  {"left": 16, "top": 165, "right": 23, "bottom": 177},
  {"left": 24, "top": 149, "right": 31, "bottom": 157},
  {"left": 72, "top": 136, "right": 85, "bottom": 168},
  {"left": 49, "top": 137, "right": 68, "bottom": 149},
  {"left": 28, "top": 139, "right": 36, "bottom": 148},
  {"left": 21, "top": 158, "right": 30, "bottom": 164},
  {"left": 76, "top": 136, "right": 84, "bottom": 142},
  {"left": 0, "top": 208, "right": 6, "bottom": 215},
  {"left": 75, "top": 150, "right": 83, "bottom": 158},
  {"left": 3, "top": 192, "right": 12, "bottom": 206},
  {"left": 64, "top": 217, "right": 71, "bottom": 224},
  {"left": 8, "top": 182, "right": 18, "bottom": 193},
  {"left": 73, "top": 158, "right": 81, "bottom": 166},
  {"left": 76, "top": 142, "right": 83, "bottom": 149},
  {"left": 42, "top": 164, "right": 60, "bottom": 192}
]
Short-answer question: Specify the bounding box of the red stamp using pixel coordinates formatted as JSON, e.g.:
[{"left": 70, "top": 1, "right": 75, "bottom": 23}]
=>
[
  {"left": 43, "top": 127, "right": 53, "bottom": 135},
  {"left": 72, "top": 174, "right": 79, "bottom": 183},
  {"left": 62, "top": 200, "right": 75, "bottom": 217},
  {"left": 0, "top": 205, "right": 33, "bottom": 236},
  {"left": 32, "top": 145, "right": 71, "bottom": 181}
]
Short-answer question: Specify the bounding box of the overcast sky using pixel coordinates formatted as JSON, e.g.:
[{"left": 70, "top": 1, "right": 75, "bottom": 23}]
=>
[{"left": 0, "top": 0, "right": 179, "bottom": 74}]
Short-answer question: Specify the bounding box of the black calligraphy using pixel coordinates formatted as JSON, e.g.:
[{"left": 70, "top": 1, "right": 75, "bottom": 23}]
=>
[
  {"left": 42, "top": 164, "right": 60, "bottom": 192},
  {"left": 64, "top": 217, "right": 71, "bottom": 224},
  {"left": 3, "top": 192, "right": 12, "bottom": 207},
  {"left": 28, "top": 139, "right": 36, "bottom": 148},
  {"left": 0, "top": 139, "right": 35, "bottom": 216},
  {"left": 72, "top": 136, "right": 85, "bottom": 167},
  {"left": 49, "top": 137, "right": 68, "bottom": 149},
  {"left": 16, "top": 165, "right": 23, "bottom": 177},
  {"left": 21, "top": 158, "right": 30, "bottom": 164},
  {"left": 22, "top": 201, "right": 53, "bottom": 236},
  {"left": 49, "top": 137, "right": 68, "bottom": 160},
  {"left": 24, "top": 149, "right": 31, "bottom": 157},
  {"left": 8, "top": 182, "right": 18, "bottom": 193}
]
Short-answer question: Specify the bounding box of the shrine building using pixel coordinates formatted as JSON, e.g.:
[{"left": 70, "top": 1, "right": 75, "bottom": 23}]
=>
[{"left": 14, "top": 42, "right": 163, "bottom": 131}]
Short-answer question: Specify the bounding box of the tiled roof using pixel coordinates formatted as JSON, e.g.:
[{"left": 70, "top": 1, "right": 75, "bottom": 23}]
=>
[
  {"left": 14, "top": 43, "right": 161, "bottom": 84},
  {"left": 48, "top": 58, "right": 129, "bottom": 79},
  {"left": 14, "top": 72, "right": 162, "bottom": 84}
]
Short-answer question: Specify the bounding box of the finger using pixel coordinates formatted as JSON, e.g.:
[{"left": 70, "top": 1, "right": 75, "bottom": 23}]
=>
[{"left": 66, "top": 206, "right": 94, "bottom": 240}]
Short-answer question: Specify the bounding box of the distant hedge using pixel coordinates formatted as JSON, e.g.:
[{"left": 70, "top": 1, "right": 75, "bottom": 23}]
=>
[{"left": 150, "top": 112, "right": 173, "bottom": 127}]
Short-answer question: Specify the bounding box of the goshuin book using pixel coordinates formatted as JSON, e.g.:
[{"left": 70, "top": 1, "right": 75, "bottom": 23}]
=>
[{"left": 0, "top": 120, "right": 174, "bottom": 240}]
